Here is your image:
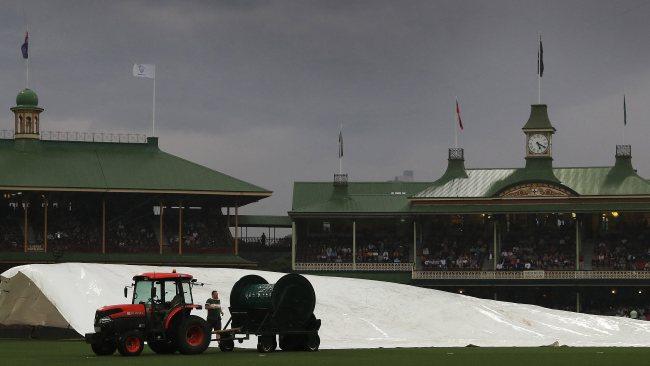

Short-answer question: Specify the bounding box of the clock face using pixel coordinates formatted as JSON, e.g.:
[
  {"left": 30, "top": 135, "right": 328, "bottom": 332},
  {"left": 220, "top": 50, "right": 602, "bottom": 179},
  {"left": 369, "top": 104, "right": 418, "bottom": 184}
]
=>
[{"left": 528, "top": 134, "right": 549, "bottom": 154}]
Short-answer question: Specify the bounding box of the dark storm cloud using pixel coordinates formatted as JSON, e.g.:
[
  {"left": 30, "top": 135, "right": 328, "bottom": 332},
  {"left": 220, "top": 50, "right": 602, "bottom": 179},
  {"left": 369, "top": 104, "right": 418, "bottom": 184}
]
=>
[{"left": 0, "top": 0, "right": 649, "bottom": 215}]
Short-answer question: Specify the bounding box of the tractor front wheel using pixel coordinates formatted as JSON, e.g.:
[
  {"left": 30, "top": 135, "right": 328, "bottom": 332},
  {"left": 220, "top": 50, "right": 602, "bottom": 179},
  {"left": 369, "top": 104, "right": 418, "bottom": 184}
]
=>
[
  {"left": 176, "top": 315, "right": 210, "bottom": 355},
  {"left": 90, "top": 340, "right": 116, "bottom": 356},
  {"left": 117, "top": 330, "right": 144, "bottom": 356}
]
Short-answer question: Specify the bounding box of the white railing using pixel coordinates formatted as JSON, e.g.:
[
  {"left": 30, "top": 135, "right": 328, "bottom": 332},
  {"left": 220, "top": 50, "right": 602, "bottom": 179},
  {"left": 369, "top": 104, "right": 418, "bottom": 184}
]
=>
[
  {"left": 412, "top": 270, "right": 650, "bottom": 280},
  {"left": 0, "top": 130, "right": 14, "bottom": 139},
  {"left": 294, "top": 262, "right": 413, "bottom": 272},
  {"left": 0, "top": 130, "right": 148, "bottom": 143},
  {"left": 40, "top": 131, "right": 147, "bottom": 143}
]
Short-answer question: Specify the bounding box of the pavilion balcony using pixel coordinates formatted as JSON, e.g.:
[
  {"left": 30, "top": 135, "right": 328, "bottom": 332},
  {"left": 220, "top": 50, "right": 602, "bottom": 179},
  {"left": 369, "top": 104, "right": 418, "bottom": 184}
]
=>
[
  {"left": 412, "top": 270, "right": 650, "bottom": 280},
  {"left": 294, "top": 262, "right": 414, "bottom": 272}
]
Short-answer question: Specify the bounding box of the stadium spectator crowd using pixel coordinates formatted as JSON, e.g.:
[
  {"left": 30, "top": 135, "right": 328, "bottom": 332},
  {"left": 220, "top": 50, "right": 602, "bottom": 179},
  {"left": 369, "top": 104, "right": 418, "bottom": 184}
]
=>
[
  {"left": 108, "top": 220, "right": 157, "bottom": 252},
  {"left": 48, "top": 216, "right": 99, "bottom": 252},
  {"left": 295, "top": 238, "right": 409, "bottom": 264},
  {"left": 420, "top": 236, "right": 488, "bottom": 270},
  {"left": 493, "top": 218, "right": 576, "bottom": 270},
  {"left": 0, "top": 218, "right": 23, "bottom": 251},
  {"left": 296, "top": 240, "right": 354, "bottom": 263},
  {"left": 496, "top": 236, "right": 575, "bottom": 270},
  {"left": 591, "top": 231, "right": 650, "bottom": 271}
]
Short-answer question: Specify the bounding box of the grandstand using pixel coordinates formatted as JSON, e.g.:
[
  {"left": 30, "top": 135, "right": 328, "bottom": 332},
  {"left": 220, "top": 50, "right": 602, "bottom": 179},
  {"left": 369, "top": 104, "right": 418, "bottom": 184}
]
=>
[
  {"left": 0, "top": 88, "right": 272, "bottom": 271},
  {"left": 289, "top": 104, "right": 650, "bottom": 317}
]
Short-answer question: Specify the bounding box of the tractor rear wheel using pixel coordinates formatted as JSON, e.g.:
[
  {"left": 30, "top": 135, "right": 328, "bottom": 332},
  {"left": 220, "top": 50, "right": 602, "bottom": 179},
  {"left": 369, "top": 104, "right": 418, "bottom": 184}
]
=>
[
  {"left": 218, "top": 339, "right": 235, "bottom": 352},
  {"left": 148, "top": 339, "right": 177, "bottom": 354},
  {"left": 90, "top": 340, "right": 116, "bottom": 356},
  {"left": 176, "top": 315, "right": 210, "bottom": 355},
  {"left": 117, "top": 330, "right": 144, "bottom": 356},
  {"left": 257, "top": 335, "right": 277, "bottom": 353}
]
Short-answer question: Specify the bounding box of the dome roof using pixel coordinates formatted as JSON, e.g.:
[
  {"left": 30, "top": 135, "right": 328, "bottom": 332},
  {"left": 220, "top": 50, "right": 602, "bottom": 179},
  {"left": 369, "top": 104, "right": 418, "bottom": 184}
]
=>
[{"left": 16, "top": 88, "right": 39, "bottom": 107}]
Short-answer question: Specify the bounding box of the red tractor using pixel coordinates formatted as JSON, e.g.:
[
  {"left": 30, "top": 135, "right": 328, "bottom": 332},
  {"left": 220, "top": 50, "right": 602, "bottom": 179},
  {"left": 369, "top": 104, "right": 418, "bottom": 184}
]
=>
[{"left": 84, "top": 271, "right": 211, "bottom": 356}]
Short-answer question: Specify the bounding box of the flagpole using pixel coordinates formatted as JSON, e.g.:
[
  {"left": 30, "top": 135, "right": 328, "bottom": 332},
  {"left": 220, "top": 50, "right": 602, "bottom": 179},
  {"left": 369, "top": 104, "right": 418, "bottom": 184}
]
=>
[
  {"left": 152, "top": 72, "right": 156, "bottom": 137},
  {"left": 537, "top": 72, "right": 541, "bottom": 104},
  {"left": 26, "top": 55, "right": 29, "bottom": 89}
]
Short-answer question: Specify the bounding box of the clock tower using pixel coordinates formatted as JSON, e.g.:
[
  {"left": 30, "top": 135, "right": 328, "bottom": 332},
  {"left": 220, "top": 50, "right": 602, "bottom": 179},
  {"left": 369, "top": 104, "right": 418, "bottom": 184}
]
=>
[{"left": 522, "top": 104, "right": 555, "bottom": 169}]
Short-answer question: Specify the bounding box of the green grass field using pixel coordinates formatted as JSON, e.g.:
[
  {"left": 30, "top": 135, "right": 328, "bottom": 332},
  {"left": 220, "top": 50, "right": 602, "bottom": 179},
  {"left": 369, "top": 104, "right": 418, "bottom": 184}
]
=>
[{"left": 0, "top": 340, "right": 647, "bottom": 366}]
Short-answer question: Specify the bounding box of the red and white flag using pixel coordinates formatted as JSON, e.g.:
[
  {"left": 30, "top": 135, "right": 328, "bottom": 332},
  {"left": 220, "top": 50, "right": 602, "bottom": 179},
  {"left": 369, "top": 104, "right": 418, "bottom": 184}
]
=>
[{"left": 455, "top": 98, "right": 464, "bottom": 130}]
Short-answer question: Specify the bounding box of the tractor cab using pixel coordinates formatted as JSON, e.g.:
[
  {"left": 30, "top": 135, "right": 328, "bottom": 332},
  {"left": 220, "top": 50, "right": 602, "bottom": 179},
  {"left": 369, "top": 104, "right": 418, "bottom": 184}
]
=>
[{"left": 129, "top": 272, "right": 196, "bottom": 316}]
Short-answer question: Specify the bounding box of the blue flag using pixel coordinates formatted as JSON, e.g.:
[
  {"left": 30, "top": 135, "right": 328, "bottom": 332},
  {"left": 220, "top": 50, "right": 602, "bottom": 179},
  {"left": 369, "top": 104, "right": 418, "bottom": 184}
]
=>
[{"left": 21, "top": 32, "right": 28, "bottom": 59}]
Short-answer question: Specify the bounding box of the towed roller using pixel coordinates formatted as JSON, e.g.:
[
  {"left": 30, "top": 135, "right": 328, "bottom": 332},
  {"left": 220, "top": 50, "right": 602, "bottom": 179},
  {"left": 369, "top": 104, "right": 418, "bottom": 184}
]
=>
[{"left": 226, "top": 273, "right": 321, "bottom": 352}]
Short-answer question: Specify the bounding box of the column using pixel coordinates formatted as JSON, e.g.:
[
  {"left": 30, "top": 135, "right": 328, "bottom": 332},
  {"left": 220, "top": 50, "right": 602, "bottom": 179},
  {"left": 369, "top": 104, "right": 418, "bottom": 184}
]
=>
[
  {"left": 576, "top": 291, "right": 581, "bottom": 313},
  {"left": 178, "top": 203, "right": 183, "bottom": 255},
  {"left": 291, "top": 221, "right": 296, "bottom": 271},
  {"left": 23, "top": 202, "right": 28, "bottom": 253},
  {"left": 413, "top": 220, "right": 417, "bottom": 270},
  {"left": 575, "top": 215, "right": 581, "bottom": 270},
  {"left": 352, "top": 220, "right": 357, "bottom": 270},
  {"left": 159, "top": 201, "right": 164, "bottom": 255},
  {"left": 43, "top": 199, "right": 48, "bottom": 253},
  {"left": 234, "top": 205, "right": 239, "bottom": 256},
  {"left": 493, "top": 217, "right": 498, "bottom": 270},
  {"left": 101, "top": 198, "right": 106, "bottom": 254}
]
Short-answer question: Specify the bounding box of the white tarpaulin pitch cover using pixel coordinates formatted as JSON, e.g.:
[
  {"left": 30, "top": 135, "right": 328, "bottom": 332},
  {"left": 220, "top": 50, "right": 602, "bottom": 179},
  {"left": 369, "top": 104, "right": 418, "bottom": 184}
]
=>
[{"left": 1, "top": 263, "right": 650, "bottom": 348}]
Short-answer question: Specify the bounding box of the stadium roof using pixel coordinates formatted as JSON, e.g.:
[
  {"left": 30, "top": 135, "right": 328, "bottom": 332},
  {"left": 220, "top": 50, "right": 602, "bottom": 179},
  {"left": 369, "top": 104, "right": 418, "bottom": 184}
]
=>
[
  {"left": 290, "top": 157, "right": 650, "bottom": 216},
  {"left": 0, "top": 137, "right": 271, "bottom": 203},
  {"left": 414, "top": 166, "right": 650, "bottom": 199},
  {"left": 290, "top": 181, "right": 431, "bottom": 216}
]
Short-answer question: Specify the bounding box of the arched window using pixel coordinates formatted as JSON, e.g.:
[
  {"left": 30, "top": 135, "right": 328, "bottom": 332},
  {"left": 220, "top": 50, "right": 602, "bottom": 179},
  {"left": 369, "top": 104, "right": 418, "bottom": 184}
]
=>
[
  {"left": 26, "top": 116, "right": 32, "bottom": 133},
  {"left": 19, "top": 116, "right": 24, "bottom": 133}
]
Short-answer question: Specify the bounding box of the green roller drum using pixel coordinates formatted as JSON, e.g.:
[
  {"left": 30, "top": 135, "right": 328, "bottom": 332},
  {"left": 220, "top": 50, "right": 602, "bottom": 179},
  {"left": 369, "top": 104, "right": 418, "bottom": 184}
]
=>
[
  {"left": 228, "top": 273, "right": 321, "bottom": 352},
  {"left": 230, "top": 273, "right": 316, "bottom": 327}
]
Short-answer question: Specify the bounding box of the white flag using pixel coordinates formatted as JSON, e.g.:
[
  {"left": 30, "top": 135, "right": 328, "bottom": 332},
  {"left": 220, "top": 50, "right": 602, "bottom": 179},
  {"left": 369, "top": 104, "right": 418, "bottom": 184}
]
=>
[{"left": 133, "top": 63, "right": 155, "bottom": 78}]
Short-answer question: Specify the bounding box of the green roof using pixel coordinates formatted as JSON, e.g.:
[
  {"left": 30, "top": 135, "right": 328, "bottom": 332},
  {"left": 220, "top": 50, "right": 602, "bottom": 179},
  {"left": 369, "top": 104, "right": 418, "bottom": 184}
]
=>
[
  {"left": 15, "top": 88, "right": 39, "bottom": 108},
  {"left": 0, "top": 138, "right": 271, "bottom": 199},
  {"left": 291, "top": 158, "right": 650, "bottom": 216},
  {"left": 522, "top": 104, "right": 555, "bottom": 131},
  {"left": 290, "top": 181, "right": 431, "bottom": 215},
  {"left": 415, "top": 164, "right": 650, "bottom": 199}
]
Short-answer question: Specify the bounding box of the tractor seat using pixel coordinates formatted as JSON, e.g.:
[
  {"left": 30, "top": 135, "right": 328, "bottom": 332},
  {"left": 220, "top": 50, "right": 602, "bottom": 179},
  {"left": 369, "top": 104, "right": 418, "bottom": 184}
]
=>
[{"left": 167, "top": 293, "right": 184, "bottom": 310}]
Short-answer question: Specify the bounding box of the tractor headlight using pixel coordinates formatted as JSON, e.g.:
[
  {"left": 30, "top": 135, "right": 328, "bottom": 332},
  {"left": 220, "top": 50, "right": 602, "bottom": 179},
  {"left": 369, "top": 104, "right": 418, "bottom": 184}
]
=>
[{"left": 98, "top": 317, "right": 112, "bottom": 324}]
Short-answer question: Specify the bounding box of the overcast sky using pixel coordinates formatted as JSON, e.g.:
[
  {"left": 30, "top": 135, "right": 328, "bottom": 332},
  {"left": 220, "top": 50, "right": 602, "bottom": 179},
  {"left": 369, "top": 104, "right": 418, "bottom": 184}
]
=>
[{"left": 0, "top": 0, "right": 649, "bottom": 216}]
